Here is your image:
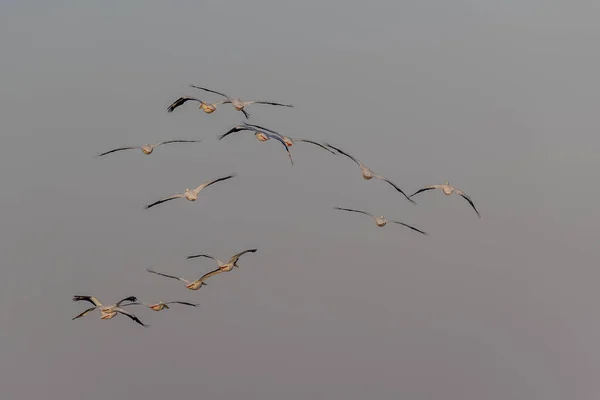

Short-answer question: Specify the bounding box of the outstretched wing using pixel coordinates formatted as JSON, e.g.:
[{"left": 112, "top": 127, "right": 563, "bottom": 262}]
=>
[
  {"left": 266, "top": 133, "right": 294, "bottom": 165},
  {"left": 116, "top": 296, "right": 138, "bottom": 307},
  {"left": 323, "top": 143, "right": 361, "bottom": 166},
  {"left": 241, "top": 122, "right": 284, "bottom": 137},
  {"left": 156, "top": 139, "right": 202, "bottom": 146},
  {"left": 167, "top": 96, "right": 202, "bottom": 112},
  {"left": 374, "top": 175, "right": 416, "bottom": 205},
  {"left": 456, "top": 190, "right": 481, "bottom": 218},
  {"left": 229, "top": 248, "right": 257, "bottom": 264},
  {"left": 218, "top": 125, "right": 252, "bottom": 140},
  {"left": 333, "top": 206, "right": 374, "bottom": 218},
  {"left": 116, "top": 309, "right": 149, "bottom": 327},
  {"left": 72, "top": 295, "right": 102, "bottom": 307},
  {"left": 193, "top": 173, "right": 236, "bottom": 193},
  {"left": 247, "top": 101, "right": 293, "bottom": 108},
  {"left": 96, "top": 147, "right": 139, "bottom": 157},
  {"left": 189, "top": 85, "right": 231, "bottom": 100},
  {"left": 146, "top": 267, "right": 190, "bottom": 284},
  {"left": 72, "top": 306, "right": 98, "bottom": 320},
  {"left": 293, "top": 139, "right": 336, "bottom": 154},
  {"left": 165, "top": 301, "right": 199, "bottom": 307},
  {"left": 390, "top": 221, "right": 428, "bottom": 236},
  {"left": 409, "top": 186, "right": 437, "bottom": 198},
  {"left": 240, "top": 108, "right": 251, "bottom": 119},
  {"left": 198, "top": 267, "right": 225, "bottom": 283},
  {"left": 186, "top": 254, "right": 220, "bottom": 264},
  {"left": 144, "top": 194, "right": 184, "bottom": 210}
]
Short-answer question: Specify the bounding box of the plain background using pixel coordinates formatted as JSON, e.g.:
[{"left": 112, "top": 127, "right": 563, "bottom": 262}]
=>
[{"left": 1, "top": 1, "right": 599, "bottom": 399}]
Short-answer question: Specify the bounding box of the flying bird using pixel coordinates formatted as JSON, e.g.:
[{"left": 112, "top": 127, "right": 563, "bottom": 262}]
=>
[
  {"left": 96, "top": 140, "right": 201, "bottom": 157},
  {"left": 187, "top": 248, "right": 257, "bottom": 272},
  {"left": 146, "top": 267, "right": 222, "bottom": 290},
  {"left": 409, "top": 182, "right": 481, "bottom": 218},
  {"left": 333, "top": 206, "right": 428, "bottom": 235},
  {"left": 218, "top": 123, "right": 294, "bottom": 165},
  {"left": 241, "top": 122, "right": 335, "bottom": 154},
  {"left": 324, "top": 143, "right": 415, "bottom": 204},
  {"left": 72, "top": 295, "right": 148, "bottom": 326},
  {"left": 123, "top": 301, "right": 198, "bottom": 311},
  {"left": 189, "top": 84, "right": 293, "bottom": 119},
  {"left": 144, "top": 173, "right": 236, "bottom": 209},
  {"left": 166, "top": 96, "right": 228, "bottom": 114}
]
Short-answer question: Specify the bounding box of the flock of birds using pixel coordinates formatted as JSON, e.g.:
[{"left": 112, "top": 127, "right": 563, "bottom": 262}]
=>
[{"left": 72, "top": 84, "right": 481, "bottom": 327}]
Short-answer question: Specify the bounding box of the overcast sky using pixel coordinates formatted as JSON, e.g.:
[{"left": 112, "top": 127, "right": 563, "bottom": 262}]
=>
[{"left": 1, "top": 1, "right": 600, "bottom": 399}]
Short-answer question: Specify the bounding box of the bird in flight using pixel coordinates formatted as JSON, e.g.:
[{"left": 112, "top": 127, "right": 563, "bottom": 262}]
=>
[
  {"left": 189, "top": 84, "right": 293, "bottom": 119},
  {"left": 324, "top": 143, "right": 416, "bottom": 204},
  {"left": 218, "top": 123, "right": 294, "bottom": 165},
  {"left": 333, "top": 206, "right": 428, "bottom": 235},
  {"left": 144, "top": 173, "right": 236, "bottom": 209},
  {"left": 241, "top": 122, "right": 336, "bottom": 154},
  {"left": 166, "top": 96, "right": 228, "bottom": 114},
  {"left": 146, "top": 267, "right": 222, "bottom": 290},
  {"left": 96, "top": 140, "right": 201, "bottom": 157},
  {"left": 409, "top": 182, "right": 481, "bottom": 218},
  {"left": 187, "top": 248, "right": 257, "bottom": 272},
  {"left": 72, "top": 295, "right": 148, "bottom": 326},
  {"left": 123, "top": 300, "right": 198, "bottom": 311}
]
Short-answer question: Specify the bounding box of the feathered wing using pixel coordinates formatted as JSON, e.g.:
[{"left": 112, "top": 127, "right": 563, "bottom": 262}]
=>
[
  {"left": 115, "top": 308, "right": 148, "bottom": 327},
  {"left": 267, "top": 133, "right": 294, "bottom": 165},
  {"left": 72, "top": 306, "right": 98, "bottom": 320},
  {"left": 189, "top": 85, "right": 231, "bottom": 100},
  {"left": 390, "top": 221, "right": 428, "bottom": 236},
  {"left": 144, "top": 194, "right": 184, "bottom": 209},
  {"left": 146, "top": 267, "right": 190, "bottom": 284},
  {"left": 96, "top": 147, "right": 139, "bottom": 157},
  {"left": 165, "top": 301, "right": 198, "bottom": 307},
  {"left": 241, "top": 122, "right": 284, "bottom": 137},
  {"left": 198, "top": 267, "right": 225, "bottom": 283},
  {"left": 116, "top": 296, "right": 138, "bottom": 307},
  {"left": 186, "top": 254, "right": 221, "bottom": 264},
  {"left": 72, "top": 295, "right": 102, "bottom": 307},
  {"left": 166, "top": 96, "right": 202, "bottom": 112},
  {"left": 240, "top": 108, "right": 251, "bottom": 119},
  {"left": 193, "top": 173, "right": 236, "bottom": 194},
  {"left": 247, "top": 101, "right": 293, "bottom": 108},
  {"left": 323, "top": 143, "right": 361, "bottom": 166},
  {"left": 229, "top": 248, "right": 257, "bottom": 264},
  {"left": 156, "top": 139, "right": 201, "bottom": 147},
  {"left": 292, "top": 139, "right": 336, "bottom": 154},
  {"left": 374, "top": 175, "right": 416, "bottom": 205},
  {"left": 456, "top": 190, "right": 481, "bottom": 218},
  {"left": 333, "top": 206, "right": 374, "bottom": 218},
  {"left": 218, "top": 125, "right": 251, "bottom": 140},
  {"left": 409, "top": 186, "right": 437, "bottom": 198}
]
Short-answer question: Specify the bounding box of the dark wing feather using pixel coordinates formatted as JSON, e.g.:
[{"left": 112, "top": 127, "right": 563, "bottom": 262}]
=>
[
  {"left": 252, "top": 101, "right": 293, "bottom": 107},
  {"left": 96, "top": 147, "right": 137, "bottom": 157},
  {"left": 72, "top": 306, "right": 97, "bottom": 320},
  {"left": 201, "top": 173, "right": 237, "bottom": 190},
  {"left": 458, "top": 193, "right": 481, "bottom": 218},
  {"left": 198, "top": 267, "right": 225, "bottom": 283},
  {"left": 390, "top": 221, "right": 428, "bottom": 236},
  {"left": 144, "top": 195, "right": 182, "bottom": 210},
  {"left": 167, "top": 96, "right": 201, "bottom": 112},
  {"left": 333, "top": 206, "right": 373, "bottom": 218},
  {"left": 409, "top": 187, "right": 436, "bottom": 198},
  {"left": 323, "top": 143, "right": 360, "bottom": 165},
  {"left": 240, "top": 108, "right": 251, "bottom": 119},
  {"left": 158, "top": 140, "right": 201, "bottom": 146},
  {"left": 218, "top": 125, "right": 250, "bottom": 140},
  {"left": 230, "top": 248, "right": 257, "bottom": 263},
  {"left": 186, "top": 254, "right": 218, "bottom": 261},
  {"left": 242, "top": 122, "right": 283, "bottom": 136},
  {"left": 377, "top": 177, "right": 417, "bottom": 205},
  {"left": 294, "top": 139, "right": 337, "bottom": 153},
  {"left": 189, "top": 85, "right": 230, "bottom": 99},
  {"left": 116, "top": 296, "right": 138, "bottom": 306},
  {"left": 268, "top": 134, "right": 294, "bottom": 165},
  {"left": 146, "top": 267, "right": 185, "bottom": 282},
  {"left": 165, "top": 301, "right": 199, "bottom": 307},
  {"left": 116, "top": 309, "right": 148, "bottom": 327},
  {"left": 72, "top": 295, "right": 99, "bottom": 307}
]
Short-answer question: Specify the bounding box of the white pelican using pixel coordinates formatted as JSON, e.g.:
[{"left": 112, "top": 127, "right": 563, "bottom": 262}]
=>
[
  {"left": 145, "top": 173, "right": 236, "bottom": 209},
  {"left": 96, "top": 140, "right": 201, "bottom": 157},
  {"left": 72, "top": 295, "right": 148, "bottom": 326},
  {"left": 241, "top": 122, "right": 336, "bottom": 154},
  {"left": 123, "top": 301, "right": 198, "bottom": 311},
  {"left": 189, "top": 84, "right": 293, "bottom": 119},
  {"left": 333, "top": 206, "right": 428, "bottom": 235},
  {"left": 410, "top": 182, "right": 480, "bottom": 218},
  {"left": 166, "top": 96, "right": 228, "bottom": 114},
  {"left": 218, "top": 123, "right": 294, "bottom": 165},
  {"left": 187, "top": 248, "right": 257, "bottom": 272},
  {"left": 324, "top": 143, "right": 416, "bottom": 205},
  {"left": 146, "top": 267, "right": 222, "bottom": 290}
]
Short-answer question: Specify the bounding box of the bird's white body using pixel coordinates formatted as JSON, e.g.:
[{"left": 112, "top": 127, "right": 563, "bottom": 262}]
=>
[
  {"left": 183, "top": 190, "right": 198, "bottom": 201},
  {"left": 141, "top": 145, "right": 154, "bottom": 155},
  {"left": 374, "top": 216, "right": 387, "bottom": 227}
]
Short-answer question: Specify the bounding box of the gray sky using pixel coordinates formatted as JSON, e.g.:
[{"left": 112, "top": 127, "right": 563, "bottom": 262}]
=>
[{"left": 1, "top": 1, "right": 600, "bottom": 399}]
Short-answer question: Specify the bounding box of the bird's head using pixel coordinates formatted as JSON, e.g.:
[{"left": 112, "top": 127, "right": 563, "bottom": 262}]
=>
[
  {"left": 283, "top": 137, "right": 293, "bottom": 147},
  {"left": 445, "top": 181, "right": 449, "bottom": 185},
  {"left": 161, "top": 302, "right": 170, "bottom": 309}
]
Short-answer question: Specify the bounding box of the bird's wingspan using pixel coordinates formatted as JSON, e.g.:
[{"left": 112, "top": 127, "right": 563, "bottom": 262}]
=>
[
  {"left": 193, "top": 173, "right": 236, "bottom": 193},
  {"left": 333, "top": 206, "right": 373, "bottom": 218},
  {"left": 375, "top": 176, "right": 416, "bottom": 204},
  {"left": 96, "top": 147, "right": 138, "bottom": 157},
  {"left": 144, "top": 194, "right": 184, "bottom": 209},
  {"left": 166, "top": 96, "right": 202, "bottom": 112},
  {"left": 390, "top": 221, "right": 428, "bottom": 236}
]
